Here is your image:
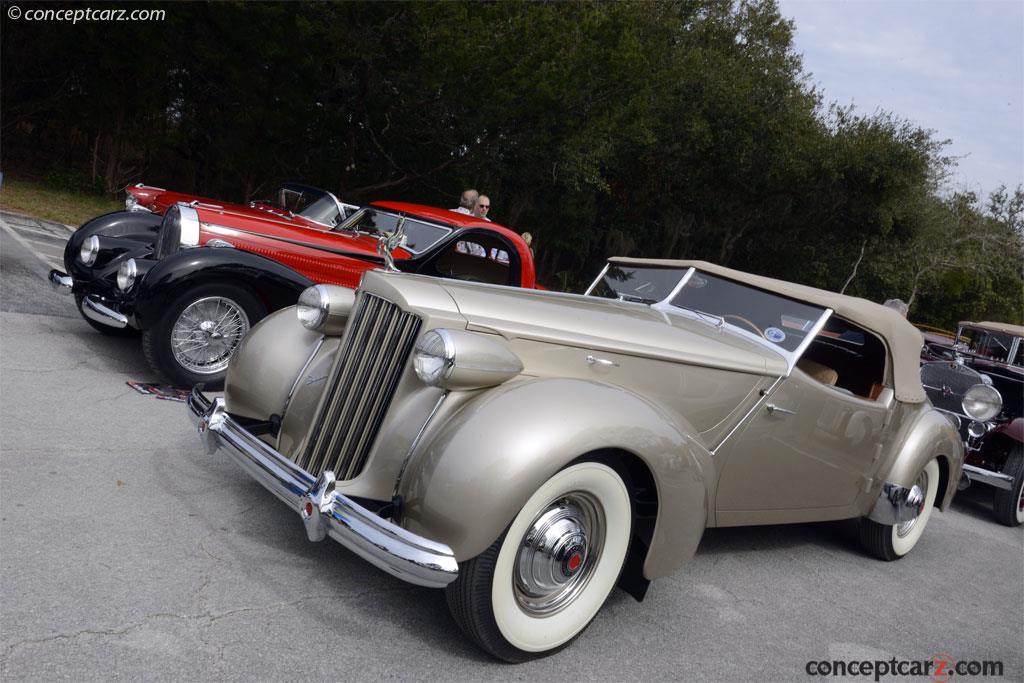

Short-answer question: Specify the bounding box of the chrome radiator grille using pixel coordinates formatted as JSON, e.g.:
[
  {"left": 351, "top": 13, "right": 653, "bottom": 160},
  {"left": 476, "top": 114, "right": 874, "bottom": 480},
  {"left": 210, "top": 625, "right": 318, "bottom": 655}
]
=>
[
  {"left": 297, "top": 293, "right": 422, "bottom": 480},
  {"left": 921, "top": 361, "right": 983, "bottom": 415}
]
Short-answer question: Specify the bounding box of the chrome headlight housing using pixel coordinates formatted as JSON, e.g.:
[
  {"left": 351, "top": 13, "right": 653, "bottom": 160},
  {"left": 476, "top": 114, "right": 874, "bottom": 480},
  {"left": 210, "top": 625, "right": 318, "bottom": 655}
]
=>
[
  {"left": 414, "top": 330, "right": 456, "bottom": 386},
  {"left": 154, "top": 204, "right": 201, "bottom": 259},
  {"left": 296, "top": 285, "right": 354, "bottom": 336},
  {"left": 116, "top": 258, "right": 138, "bottom": 291},
  {"left": 79, "top": 235, "right": 100, "bottom": 266},
  {"left": 413, "top": 328, "right": 522, "bottom": 390},
  {"left": 962, "top": 383, "right": 1002, "bottom": 422}
]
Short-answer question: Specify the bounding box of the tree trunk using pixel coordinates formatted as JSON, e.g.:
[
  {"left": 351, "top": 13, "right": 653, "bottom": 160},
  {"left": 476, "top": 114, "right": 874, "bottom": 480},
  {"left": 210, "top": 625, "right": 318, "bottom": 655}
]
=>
[{"left": 840, "top": 238, "right": 868, "bottom": 294}]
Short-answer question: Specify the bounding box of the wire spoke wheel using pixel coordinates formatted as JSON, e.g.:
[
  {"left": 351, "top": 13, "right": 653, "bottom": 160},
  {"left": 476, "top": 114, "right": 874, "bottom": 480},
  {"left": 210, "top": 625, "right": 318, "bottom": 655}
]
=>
[{"left": 169, "top": 296, "right": 250, "bottom": 375}]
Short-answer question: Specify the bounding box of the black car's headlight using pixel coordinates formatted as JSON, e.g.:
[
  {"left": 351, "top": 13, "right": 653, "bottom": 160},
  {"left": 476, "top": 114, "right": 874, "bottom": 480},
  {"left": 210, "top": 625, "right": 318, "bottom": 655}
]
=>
[
  {"left": 413, "top": 328, "right": 522, "bottom": 390},
  {"left": 117, "top": 258, "right": 138, "bottom": 291},
  {"left": 79, "top": 235, "right": 100, "bottom": 266},
  {"left": 962, "top": 383, "right": 1002, "bottom": 422}
]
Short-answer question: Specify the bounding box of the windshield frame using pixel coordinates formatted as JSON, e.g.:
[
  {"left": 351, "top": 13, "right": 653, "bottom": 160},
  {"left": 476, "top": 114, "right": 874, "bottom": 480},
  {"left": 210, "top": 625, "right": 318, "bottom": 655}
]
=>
[
  {"left": 335, "top": 207, "right": 454, "bottom": 255},
  {"left": 586, "top": 261, "right": 834, "bottom": 375}
]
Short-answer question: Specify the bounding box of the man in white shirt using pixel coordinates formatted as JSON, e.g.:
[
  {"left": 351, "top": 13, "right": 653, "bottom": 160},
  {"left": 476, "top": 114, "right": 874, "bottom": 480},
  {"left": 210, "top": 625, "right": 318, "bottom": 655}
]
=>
[
  {"left": 451, "top": 189, "right": 478, "bottom": 215},
  {"left": 473, "top": 195, "right": 491, "bottom": 221}
]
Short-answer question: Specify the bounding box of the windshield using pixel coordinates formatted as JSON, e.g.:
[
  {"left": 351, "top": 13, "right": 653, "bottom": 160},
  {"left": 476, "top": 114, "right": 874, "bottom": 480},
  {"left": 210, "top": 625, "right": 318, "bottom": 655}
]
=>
[
  {"left": 955, "top": 326, "right": 1020, "bottom": 364},
  {"left": 337, "top": 208, "right": 452, "bottom": 254},
  {"left": 669, "top": 272, "right": 827, "bottom": 354},
  {"left": 587, "top": 264, "right": 688, "bottom": 303},
  {"left": 255, "top": 184, "right": 349, "bottom": 227}
]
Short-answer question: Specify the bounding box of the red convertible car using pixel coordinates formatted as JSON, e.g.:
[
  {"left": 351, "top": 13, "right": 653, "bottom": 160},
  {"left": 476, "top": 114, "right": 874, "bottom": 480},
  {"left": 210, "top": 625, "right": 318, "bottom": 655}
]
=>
[{"left": 50, "top": 183, "right": 538, "bottom": 387}]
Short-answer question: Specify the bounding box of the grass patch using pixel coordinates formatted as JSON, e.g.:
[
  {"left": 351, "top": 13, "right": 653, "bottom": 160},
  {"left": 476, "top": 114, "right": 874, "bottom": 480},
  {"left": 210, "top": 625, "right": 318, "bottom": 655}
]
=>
[{"left": 0, "top": 178, "right": 121, "bottom": 226}]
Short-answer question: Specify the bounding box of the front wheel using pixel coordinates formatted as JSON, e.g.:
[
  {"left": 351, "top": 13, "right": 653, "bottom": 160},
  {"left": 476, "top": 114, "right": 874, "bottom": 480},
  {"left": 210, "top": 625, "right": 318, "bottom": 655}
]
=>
[
  {"left": 860, "top": 458, "right": 940, "bottom": 561},
  {"left": 992, "top": 446, "right": 1024, "bottom": 527},
  {"left": 141, "top": 283, "right": 265, "bottom": 389},
  {"left": 445, "top": 461, "right": 632, "bottom": 662}
]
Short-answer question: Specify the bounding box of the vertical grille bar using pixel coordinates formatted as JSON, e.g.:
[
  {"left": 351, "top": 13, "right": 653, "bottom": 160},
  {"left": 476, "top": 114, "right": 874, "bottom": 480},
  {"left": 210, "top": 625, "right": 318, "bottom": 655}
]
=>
[{"left": 298, "top": 293, "right": 422, "bottom": 480}]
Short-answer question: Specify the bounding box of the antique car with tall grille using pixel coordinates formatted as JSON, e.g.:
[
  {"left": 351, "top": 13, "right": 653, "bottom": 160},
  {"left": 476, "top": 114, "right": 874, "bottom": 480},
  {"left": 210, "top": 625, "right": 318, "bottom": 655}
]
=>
[
  {"left": 48, "top": 183, "right": 536, "bottom": 387},
  {"left": 921, "top": 321, "right": 1024, "bottom": 526},
  {"left": 188, "top": 257, "right": 963, "bottom": 661}
]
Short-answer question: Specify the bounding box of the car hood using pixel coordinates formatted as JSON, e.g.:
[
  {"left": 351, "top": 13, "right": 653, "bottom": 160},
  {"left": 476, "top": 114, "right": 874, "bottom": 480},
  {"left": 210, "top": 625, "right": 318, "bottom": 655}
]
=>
[
  {"left": 192, "top": 204, "right": 398, "bottom": 260},
  {"left": 439, "top": 280, "right": 788, "bottom": 377}
]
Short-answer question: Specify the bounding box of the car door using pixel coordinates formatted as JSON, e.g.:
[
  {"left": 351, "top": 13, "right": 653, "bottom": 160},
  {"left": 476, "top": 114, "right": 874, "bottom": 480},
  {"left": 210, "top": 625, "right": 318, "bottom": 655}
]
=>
[{"left": 712, "top": 371, "right": 893, "bottom": 526}]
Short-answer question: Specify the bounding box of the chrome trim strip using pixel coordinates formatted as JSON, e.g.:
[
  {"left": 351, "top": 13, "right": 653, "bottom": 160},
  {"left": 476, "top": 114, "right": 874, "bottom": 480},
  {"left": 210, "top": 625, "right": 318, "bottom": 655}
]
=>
[
  {"left": 188, "top": 388, "right": 459, "bottom": 588},
  {"left": 583, "top": 262, "right": 610, "bottom": 296},
  {"left": 391, "top": 390, "right": 449, "bottom": 510},
  {"left": 711, "top": 376, "right": 784, "bottom": 455},
  {"left": 81, "top": 295, "right": 128, "bottom": 329},
  {"left": 199, "top": 222, "right": 388, "bottom": 265},
  {"left": 48, "top": 269, "right": 73, "bottom": 295},
  {"left": 276, "top": 335, "right": 326, "bottom": 451},
  {"left": 963, "top": 464, "right": 1014, "bottom": 490}
]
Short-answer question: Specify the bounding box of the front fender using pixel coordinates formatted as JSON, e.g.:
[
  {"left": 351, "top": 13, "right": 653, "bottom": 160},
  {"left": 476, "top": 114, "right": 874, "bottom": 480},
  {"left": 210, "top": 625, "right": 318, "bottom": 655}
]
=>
[
  {"left": 64, "top": 210, "right": 161, "bottom": 281},
  {"left": 993, "top": 417, "right": 1024, "bottom": 444},
  {"left": 132, "top": 247, "right": 314, "bottom": 329},
  {"left": 400, "top": 378, "right": 712, "bottom": 580},
  {"left": 882, "top": 407, "right": 964, "bottom": 511}
]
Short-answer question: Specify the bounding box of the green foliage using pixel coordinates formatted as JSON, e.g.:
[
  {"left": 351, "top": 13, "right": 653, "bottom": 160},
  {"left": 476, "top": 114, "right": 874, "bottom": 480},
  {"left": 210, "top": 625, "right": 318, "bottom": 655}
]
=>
[{"left": 2, "top": 0, "right": 1020, "bottom": 323}]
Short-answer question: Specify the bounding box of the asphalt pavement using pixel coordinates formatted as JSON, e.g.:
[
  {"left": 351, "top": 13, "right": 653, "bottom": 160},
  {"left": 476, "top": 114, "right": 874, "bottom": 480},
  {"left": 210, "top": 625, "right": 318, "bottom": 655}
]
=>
[{"left": 0, "top": 211, "right": 1021, "bottom": 681}]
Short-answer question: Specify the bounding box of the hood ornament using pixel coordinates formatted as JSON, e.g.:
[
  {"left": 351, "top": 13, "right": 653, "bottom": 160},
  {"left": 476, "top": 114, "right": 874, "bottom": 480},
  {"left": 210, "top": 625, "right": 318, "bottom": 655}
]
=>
[{"left": 376, "top": 217, "right": 407, "bottom": 272}]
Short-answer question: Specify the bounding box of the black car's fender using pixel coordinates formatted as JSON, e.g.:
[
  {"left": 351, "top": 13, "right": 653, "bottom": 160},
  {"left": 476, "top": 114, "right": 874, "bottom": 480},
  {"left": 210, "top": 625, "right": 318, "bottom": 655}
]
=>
[
  {"left": 64, "top": 210, "right": 162, "bottom": 281},
  {"left": 131, "top": 246, "right": 314, "bottom": 330}
]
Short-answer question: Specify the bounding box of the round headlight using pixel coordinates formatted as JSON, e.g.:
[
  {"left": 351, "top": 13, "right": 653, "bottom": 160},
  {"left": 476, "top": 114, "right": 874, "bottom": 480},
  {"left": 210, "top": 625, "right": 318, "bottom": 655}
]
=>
[
  {"left": 296, "top": 285, "right": 329, "bottom": 331},
  {"left": 962, "top": 383, "right": 1002, "bottom": 422},
  {"left": 413, "top": 330, "right": 455, "bottom": 386},
  {"left": 79, "top": 235, "right": 100, "bottom": 266},
  {"left": 117, "top": 258, "right": 138, "bottom": 291}
]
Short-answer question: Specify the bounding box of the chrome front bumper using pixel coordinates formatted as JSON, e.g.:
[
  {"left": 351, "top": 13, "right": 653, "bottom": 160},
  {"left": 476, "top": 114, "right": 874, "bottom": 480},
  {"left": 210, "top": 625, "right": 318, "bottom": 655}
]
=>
[
  {"left": 187, "top": 388, "right": 459, "bottom": 588},
  {"left": 48, "top": 269, "right": 73, "bottom": 294},
  {"left": 962, "top": 463, "right": 1014, "bottom": 490},
  {"left": 81, "top": 295, "right": 128, "bottom": 328}
]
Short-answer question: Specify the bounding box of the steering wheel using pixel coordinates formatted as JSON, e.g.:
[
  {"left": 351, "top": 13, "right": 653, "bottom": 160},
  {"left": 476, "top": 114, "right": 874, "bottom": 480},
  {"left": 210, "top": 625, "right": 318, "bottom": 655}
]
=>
[{"left": 722, "top": 314, "right": 763, "bottom": 337}]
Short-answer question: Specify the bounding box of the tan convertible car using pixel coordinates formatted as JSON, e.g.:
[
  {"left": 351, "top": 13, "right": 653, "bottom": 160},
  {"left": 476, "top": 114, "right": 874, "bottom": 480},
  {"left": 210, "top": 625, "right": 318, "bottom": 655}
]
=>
[{"left": 189, "top": 257, "right": 965, "bottom": 661}]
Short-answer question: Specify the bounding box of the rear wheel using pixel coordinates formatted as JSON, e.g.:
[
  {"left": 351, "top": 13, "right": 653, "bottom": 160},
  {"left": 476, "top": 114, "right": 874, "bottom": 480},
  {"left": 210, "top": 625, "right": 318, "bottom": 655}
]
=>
[
  {"left": 445, "top": 461, "right": 632, "bottom": 662},
  {"left": 74, "top": 294, "right": 138, "bottom": 337},
  {"left": 860, "top": 458, "right": 940, "bottom": 561},
  {"left": 142, "top": 283, "right": 264, "bottom": 388},
  {"left": 992, "top": 446, "right": 1024, "bottom": 527}
]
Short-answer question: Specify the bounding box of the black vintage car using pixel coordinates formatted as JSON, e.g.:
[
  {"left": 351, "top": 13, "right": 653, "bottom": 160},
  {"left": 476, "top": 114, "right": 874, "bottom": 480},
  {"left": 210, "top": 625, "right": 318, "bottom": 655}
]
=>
[
  {"left": 48, "top": 184, "right": 538, "bottom": 388},
  {"left": 921, "top": 321, "right": 1024, "bottom": 526}
]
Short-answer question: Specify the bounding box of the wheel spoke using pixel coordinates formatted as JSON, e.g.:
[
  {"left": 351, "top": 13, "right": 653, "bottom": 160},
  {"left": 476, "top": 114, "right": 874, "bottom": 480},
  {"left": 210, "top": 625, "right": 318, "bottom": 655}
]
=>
[{"left": 170, "top": 295, "right": 251, "bottom": 375}]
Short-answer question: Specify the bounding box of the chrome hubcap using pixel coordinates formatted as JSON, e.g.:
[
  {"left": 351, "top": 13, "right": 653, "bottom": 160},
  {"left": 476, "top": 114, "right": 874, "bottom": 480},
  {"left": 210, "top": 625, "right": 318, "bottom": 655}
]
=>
[
  {"left": 896, "top": 471, "right": 928, "bottom": 537},
  {"left": 514, "top": 492, "right": 604, "bottom": 616},
  {"left": 170, "top": 296, "right": 250, "bottom": 375}
]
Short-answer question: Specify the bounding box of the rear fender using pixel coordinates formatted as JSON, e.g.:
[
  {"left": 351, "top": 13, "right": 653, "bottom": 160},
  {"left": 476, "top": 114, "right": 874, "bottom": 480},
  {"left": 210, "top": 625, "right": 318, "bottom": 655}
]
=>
[
  {"left": 882, "top": 407, "right": 964, "bottom": 511},
  {"left": 399, "top": 378, "right": 712, "bottom": 580},
  {"left": 132, "top": 247, "right": 314, "bottom": 329}
]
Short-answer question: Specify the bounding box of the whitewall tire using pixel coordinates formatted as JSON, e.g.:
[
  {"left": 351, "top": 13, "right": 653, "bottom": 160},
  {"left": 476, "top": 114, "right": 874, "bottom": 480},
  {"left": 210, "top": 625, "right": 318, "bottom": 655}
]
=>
[
  {"left": 446, "top": 461, "right": 633, "bottom": 662},
  {"left": 860, "top": 458, "right": 940, "bottom": 561}
]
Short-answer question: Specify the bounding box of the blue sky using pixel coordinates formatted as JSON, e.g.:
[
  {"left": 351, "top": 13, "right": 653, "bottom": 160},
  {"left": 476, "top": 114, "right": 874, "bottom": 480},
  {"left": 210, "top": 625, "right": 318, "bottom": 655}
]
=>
[{"left": 777, "top": 0, "right": 1023, "bottom": 199}]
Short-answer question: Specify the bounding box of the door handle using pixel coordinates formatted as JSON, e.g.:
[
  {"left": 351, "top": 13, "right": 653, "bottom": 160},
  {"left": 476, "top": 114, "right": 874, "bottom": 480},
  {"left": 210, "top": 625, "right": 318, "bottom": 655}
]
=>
[
  {"left": 586, "top": 355, "right": 619, "bottom": 367},
  {"left": 766, "top": 403, "right": 795, "bottom": 416}
]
